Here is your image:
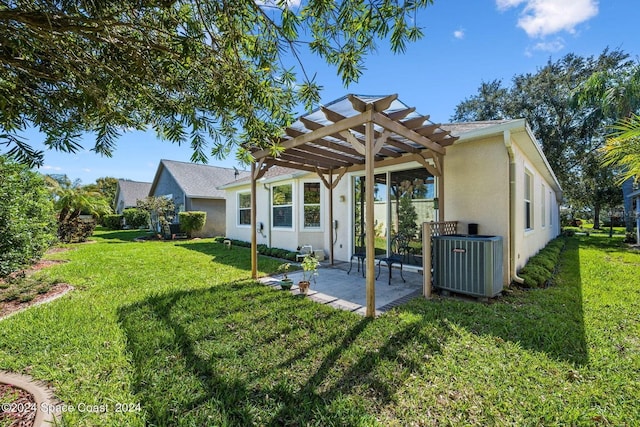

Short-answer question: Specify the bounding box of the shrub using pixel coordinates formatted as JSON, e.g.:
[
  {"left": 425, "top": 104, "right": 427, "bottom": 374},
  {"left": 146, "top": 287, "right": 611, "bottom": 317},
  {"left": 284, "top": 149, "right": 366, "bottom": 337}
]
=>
[
  {"left": 0, "top": 156, "right": 56, "bottom": 277},
  {"left": 103, "top": 214, "right": 123, "bottom": 230},
  {"left": 624, "top": 232, "right": 637, "bottom": 244},
  {"left": 517, "top": 237, "right": 566, "bottom": 288},
  {"left": 178, "top": 211, "right": 207, "bottom": 237},
  {"left": 123, "top": 208, "right": 150, "bottom": 228},
  {"left": 58, "top": 218, "right": 97, "bottom": 243},
  {"left": 215, "top": 238, "right": 298, "bottom": 260}
]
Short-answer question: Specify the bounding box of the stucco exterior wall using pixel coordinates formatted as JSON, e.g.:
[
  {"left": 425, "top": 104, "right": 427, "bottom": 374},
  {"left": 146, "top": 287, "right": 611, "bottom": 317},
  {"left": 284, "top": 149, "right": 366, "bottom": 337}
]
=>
[
  {"left": 444, "top": 135, "right": 511, "bottom": 284},
  {"left": 225, "top": 175, "right": 331, "bottom": 257},
  {"left": 509, "top": 137, "right": 561, "bottom": 272},
  {"left": 187, "top": 198, "right": 226, "bottom": 237}
]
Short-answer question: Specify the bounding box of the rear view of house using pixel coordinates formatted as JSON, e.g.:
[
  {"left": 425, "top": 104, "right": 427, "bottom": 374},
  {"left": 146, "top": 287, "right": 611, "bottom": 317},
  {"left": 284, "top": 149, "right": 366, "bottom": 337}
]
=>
[{"left": 149, "top": 159, "right": 249, "bottom": 237}]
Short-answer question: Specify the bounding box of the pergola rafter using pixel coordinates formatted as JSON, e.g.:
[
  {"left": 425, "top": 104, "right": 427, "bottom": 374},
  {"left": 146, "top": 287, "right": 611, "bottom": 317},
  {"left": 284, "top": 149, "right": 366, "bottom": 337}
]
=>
[{"left": 248, "top": 94, "right": 458, "bottom": 318}]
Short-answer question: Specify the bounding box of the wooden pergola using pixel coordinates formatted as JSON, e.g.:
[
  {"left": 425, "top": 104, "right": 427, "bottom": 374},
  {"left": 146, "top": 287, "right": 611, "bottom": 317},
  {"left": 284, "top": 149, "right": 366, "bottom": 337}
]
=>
[{"left": 249, "top": 94, "right": 458, "bottom": 317}]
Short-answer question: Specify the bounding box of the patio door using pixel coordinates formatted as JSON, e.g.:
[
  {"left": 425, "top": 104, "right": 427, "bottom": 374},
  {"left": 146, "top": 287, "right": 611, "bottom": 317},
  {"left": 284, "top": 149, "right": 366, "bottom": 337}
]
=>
[
  {"left": 388, "top": 168, "right": 436, "bottom": 267},
  {"left": 352, "top": 174, "right": 387, "bottom": 258}
]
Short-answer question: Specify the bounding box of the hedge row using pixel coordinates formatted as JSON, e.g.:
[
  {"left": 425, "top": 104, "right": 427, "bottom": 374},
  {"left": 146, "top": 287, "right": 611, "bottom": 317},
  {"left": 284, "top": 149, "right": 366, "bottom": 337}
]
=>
[
  {"left": 517, "top": 237, "right": 566, "bottom": 288},
  {"left": 102, "top": 214, "right": 123, "bottom": 230},
  {"left": 0, "top": 157, "right": 56, "bottom": 277},
  {"left": 213, "top": 237, "right": 298, "bottom": 261}
]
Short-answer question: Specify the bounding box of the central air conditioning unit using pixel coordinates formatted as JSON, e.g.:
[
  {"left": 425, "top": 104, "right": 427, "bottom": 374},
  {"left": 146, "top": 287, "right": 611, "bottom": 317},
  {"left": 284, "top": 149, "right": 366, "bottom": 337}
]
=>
[{"left": 432, "top": 235, "right": 503, "bottom": 298}]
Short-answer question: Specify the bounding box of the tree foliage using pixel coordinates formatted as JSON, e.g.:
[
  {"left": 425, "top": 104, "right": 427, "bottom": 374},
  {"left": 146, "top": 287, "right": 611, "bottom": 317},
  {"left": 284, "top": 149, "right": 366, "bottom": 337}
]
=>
[
  {"left": 452, "top": 48, "right": 633, "bottom": 222},
  {"left": 604, "top": 115, "right": 640, "bottom": 183},
  {"left": 137, "top": 196, "right": 175, "bottom": 232},
  {"left": 45, "top": 174, "right": 112, "bottom": 242},
  {"left": 84, "top": 177, "right": 119, "bottom": 209},
  {"left": 0, "top": 156, "right": 56, "bottom": 276},
  {"left": 1, "top": 0, "right": 435, "bottom": 166}
]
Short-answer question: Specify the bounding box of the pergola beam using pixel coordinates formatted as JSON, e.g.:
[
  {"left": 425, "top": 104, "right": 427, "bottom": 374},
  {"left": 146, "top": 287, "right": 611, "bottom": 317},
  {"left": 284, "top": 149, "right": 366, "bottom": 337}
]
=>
[
  {"left": 252, "top": 109, "right": 374, "bottom": 160},
  {"left": 246, "top": 94, "right": 458, "bottom": 318}
]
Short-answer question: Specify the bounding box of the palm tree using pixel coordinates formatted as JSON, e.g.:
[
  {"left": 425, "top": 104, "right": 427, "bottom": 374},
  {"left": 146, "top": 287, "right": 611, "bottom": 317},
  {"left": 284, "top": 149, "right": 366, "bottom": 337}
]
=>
[
  {"left": 604, "top": 115, "right": 640, "bottom": 183},
  {"left": 45, "top": 175, "right": 112, "bottom": 241}
]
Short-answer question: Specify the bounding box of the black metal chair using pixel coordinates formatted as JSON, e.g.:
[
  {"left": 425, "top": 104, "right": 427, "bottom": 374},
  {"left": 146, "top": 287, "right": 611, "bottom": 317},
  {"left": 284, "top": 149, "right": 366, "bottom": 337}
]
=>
[
  {"left": 347, "top": 233, "right": 366, "bottom": 277},
  {"left": 376, "top": 234, "right": 407, "bottom": 285}
]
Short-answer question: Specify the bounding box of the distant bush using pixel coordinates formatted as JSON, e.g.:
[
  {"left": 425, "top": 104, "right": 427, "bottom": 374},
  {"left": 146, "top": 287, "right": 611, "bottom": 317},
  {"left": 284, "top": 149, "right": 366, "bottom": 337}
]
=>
[
  {"left": 178, "top": 211, "right": 207, "bottom": 237},
  {"left": 58, "top": 218, "right": 97, "bottom": 243},
  {"left": 517, "top": 237, "right": 566, "bottom": 288},
  {"left": 123, "top": 208, "right": 150, "bottom": 228},
  {"left": 103, "top": 214, "right": 123, "bottom": 230},
  {"left": 0, "top": 157, "right": 56, "bottom": 277}
]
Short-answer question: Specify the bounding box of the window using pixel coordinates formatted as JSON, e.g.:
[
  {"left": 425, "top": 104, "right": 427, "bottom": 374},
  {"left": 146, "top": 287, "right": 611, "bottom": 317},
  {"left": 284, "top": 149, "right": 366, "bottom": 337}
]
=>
[
  {"left": 238, "top": 193, "right": 251, "bottom": 225},
  {"left": 525, "top": 170, "right": 533, "bottom": 230},
  {"left": 541, "top": 184, "right": 546, "bottom": 227},
  {"left": 303, "top": 182, "right": 321, "bottom": 228},
  {"left": 272, "top": 184, "right": 293, "bottom": 227},
  {"left": 549, "top": 191, "right": 553, "bottom": 226}
]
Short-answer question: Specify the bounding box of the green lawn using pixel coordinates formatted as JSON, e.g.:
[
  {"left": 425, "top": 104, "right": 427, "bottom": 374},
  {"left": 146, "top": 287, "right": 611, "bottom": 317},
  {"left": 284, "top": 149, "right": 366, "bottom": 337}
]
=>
[{"left": 0, "top": 229, "right": 638, "bottom": 425}]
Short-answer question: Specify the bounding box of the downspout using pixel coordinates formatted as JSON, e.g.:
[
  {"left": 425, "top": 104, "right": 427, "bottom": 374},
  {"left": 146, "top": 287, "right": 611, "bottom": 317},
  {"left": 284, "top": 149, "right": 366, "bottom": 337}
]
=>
[{"left": 504, "top": 130, "right": 526, "bottom": 285}]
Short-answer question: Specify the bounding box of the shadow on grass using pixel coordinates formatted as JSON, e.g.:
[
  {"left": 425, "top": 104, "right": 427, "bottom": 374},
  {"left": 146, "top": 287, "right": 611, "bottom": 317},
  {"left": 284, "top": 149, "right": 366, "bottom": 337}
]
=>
[
  {"left": 400, "top": 236, "right": 588, "bottom": 366},
  {"left": 118, "top": 280, "right": 444, "bottom": 425},
  {"left": 92, "top": 228, "right": 151, "bottom": 242},
  {"left": 175, "top": 240, "right": 284, "bottom": 274}
]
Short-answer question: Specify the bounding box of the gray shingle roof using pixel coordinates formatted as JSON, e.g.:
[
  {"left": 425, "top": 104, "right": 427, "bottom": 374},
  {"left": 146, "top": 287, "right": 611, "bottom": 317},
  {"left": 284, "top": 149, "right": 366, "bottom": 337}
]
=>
[
  {"left": 117, "top": 180, "right": 152, "bottom": 208},
  {"left": 157, "top": 159, "right": 251, "bottom": 199}
]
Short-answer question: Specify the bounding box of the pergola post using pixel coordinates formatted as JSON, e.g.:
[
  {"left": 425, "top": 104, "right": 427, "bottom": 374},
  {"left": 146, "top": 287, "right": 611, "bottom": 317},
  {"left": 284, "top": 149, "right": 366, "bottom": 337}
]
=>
[
  {"left": 328, "top": 171, "right": 335, "bottom": 265},
  {"left": 365, "top": 120, "right": 376, "bottom": 317},
  {"left": 422, "top": 222, "right": 432, "bottom": 298},
  {"left": 250, "top": 162, "right": 258, "bottom": 279},
  {"left": 438, "top": 155, "right": 445, "bottom": 223}
]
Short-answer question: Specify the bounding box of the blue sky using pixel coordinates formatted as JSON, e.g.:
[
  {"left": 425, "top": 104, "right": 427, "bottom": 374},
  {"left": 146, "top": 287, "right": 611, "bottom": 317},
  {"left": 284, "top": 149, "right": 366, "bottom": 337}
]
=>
[{"left": 27, "top": 0, "right": 640, "bottom": 184}]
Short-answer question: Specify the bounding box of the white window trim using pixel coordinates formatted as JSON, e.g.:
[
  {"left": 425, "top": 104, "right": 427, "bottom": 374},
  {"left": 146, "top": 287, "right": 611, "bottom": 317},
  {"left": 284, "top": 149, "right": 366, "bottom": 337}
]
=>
[
  {"left": 302, "top": 181, "right": 322, "bottom": 230},
  {"left": 525, "top": 169, "right": 533, "bottom": 231},
  {"left": 272, "top": 182, "right": 294, "bottom": 229},
  {"left": 541, "top": 184, "right": 546, "bottom": 228},
  {"left": 237, "top": 191, "right": 251, "bottom": 227}
]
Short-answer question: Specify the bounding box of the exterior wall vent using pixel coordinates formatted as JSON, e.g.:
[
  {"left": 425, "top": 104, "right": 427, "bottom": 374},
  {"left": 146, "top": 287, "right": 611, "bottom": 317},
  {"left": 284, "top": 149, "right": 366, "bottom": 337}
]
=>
[{"left": 433, "top": 235, "right": 503, "bottom": 298}]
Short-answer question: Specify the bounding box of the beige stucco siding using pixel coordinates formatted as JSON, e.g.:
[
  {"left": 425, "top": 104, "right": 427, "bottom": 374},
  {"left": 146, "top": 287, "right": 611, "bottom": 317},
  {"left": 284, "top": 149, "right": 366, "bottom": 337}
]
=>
[
  {"left": 444, "top": 135, "right": 511, "bottom": 285},
  {"left": 509, "top": 136, "right": 561, "bottom": 272}
]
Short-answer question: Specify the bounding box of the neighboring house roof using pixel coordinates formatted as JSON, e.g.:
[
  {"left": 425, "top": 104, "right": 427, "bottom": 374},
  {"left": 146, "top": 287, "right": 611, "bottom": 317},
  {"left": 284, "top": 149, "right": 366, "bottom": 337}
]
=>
[
  {"left": 115, "top": 179, "right": 152, "bottom": 208},
  {"left": 150, "top": 159, "right": 251, "bottom": 199}
]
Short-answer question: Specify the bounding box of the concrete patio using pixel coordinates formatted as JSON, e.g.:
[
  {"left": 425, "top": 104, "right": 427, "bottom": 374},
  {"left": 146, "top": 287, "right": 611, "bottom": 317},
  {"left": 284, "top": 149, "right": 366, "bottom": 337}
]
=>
[{"left": 259, "top": 261, "right": 424, "bottom": 316}]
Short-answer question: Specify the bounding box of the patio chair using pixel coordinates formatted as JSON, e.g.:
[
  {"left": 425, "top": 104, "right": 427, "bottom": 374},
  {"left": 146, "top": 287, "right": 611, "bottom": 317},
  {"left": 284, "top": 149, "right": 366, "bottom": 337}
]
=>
[
  {"left": 376, "top": 234, "right": 407, "bottom": 285},
  {"left": 347, "top": 233, "right": 366, "bottom": 277},
  {"left": 296, "top": 245, "right": 313, "bottom": 262}
]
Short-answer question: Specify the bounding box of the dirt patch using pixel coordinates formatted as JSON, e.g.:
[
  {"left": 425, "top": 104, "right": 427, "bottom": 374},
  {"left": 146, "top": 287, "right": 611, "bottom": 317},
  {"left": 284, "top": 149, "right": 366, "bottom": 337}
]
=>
[
  {"left": 0, "top": 283, "right": 74, "bottom": 320},
  {"left": 0, "top": 250, "right": 74, "bottom": 320}
]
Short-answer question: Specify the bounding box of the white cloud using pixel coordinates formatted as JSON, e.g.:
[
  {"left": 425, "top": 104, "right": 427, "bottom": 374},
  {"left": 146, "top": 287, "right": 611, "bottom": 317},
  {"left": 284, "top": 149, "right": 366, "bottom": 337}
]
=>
[
  {"left": 497, "top": 0, "right": 598, "bottom": 38},
  {"left": 42, "top": 165, "right": 62, "bottom": 171},
  {"left": 82, "top": 168, "right": 91, "bottom": 173},
  {"left": 532, "top": 38, "right": 565, "bottom": 52},
  {"left": 453, "top": 29, "right": 465, "bottom": 39}
]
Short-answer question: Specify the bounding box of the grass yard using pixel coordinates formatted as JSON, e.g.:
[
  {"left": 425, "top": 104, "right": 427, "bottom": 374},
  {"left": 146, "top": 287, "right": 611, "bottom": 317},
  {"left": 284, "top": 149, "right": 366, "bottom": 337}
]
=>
[{"left": 0, "top": 229, "right": 638, "bottom": 426}]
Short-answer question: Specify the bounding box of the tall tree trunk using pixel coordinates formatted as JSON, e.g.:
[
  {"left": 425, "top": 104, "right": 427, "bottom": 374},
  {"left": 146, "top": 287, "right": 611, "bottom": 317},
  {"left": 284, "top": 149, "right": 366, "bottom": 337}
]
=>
[{"left": 593, "top": 204, "right": 601, "bottom": 229}]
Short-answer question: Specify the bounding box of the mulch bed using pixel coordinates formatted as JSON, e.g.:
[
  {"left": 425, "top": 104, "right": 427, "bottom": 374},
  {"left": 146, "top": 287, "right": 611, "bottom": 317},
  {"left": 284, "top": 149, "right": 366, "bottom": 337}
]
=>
[
  {"left": 0, "top": 383, "right": 37, "bottom": 427},
  {"left": 0, "top": 249, "right": 74, "bottom": 426}
]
